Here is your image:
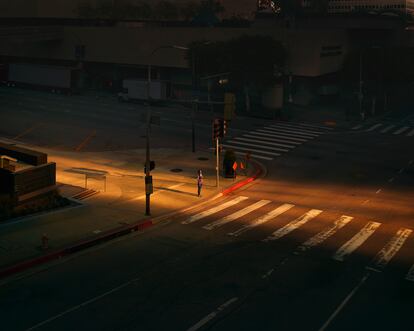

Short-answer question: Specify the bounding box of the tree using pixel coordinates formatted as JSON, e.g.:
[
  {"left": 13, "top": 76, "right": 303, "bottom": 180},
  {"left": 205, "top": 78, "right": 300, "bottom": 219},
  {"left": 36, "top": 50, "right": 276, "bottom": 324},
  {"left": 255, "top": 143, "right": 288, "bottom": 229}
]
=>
[{"left": 188, "top": 35, "right": 286, "bottom": 112}]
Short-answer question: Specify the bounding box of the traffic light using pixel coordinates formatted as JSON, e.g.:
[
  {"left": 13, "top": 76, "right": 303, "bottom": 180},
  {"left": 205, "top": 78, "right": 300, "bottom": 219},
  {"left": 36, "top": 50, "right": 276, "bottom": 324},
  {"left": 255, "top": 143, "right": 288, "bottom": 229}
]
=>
[{"left": 212, "top": 119, "right": 227, "bottom": 140}]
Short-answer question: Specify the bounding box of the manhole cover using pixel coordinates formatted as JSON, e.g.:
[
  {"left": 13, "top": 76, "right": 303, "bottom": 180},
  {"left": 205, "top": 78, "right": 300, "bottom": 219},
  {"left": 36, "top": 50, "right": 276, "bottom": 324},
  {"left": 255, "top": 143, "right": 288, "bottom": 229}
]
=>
[
  {"left": 198, "top": 157, "right": 209, "bottom": 161},
  {"left": 170, "top": 168, "right": 183, "bottom": 173}
]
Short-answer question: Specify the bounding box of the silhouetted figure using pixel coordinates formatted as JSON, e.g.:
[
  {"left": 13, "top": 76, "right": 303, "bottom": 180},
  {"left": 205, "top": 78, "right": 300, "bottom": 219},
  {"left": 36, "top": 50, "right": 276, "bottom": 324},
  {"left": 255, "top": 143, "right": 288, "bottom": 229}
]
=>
[{"left": 197, "top": 169, "right": 203, "bottom": 197}]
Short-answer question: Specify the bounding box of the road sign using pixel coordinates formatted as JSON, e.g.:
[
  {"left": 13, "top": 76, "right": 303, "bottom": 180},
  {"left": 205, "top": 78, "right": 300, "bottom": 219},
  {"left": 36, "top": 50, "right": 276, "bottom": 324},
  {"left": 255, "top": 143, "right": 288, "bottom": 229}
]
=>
[{"left": 232, "top": 161, "right": 238, "bottom": 171}]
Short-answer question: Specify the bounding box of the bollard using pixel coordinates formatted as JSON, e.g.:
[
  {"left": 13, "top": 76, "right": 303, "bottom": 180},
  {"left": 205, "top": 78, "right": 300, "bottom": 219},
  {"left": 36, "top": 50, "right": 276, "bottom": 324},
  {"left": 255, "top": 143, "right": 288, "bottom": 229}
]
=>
[{"left": 42, "top": 233, "right": 49, "bottom": 250}]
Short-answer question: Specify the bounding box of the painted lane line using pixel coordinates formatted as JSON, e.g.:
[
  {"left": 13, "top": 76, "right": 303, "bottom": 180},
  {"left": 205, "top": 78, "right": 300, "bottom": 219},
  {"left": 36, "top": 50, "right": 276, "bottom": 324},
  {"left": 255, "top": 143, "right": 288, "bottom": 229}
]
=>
[
  {"left": 12, "top": 123, "right": 43, "bottom": 140},
  {"left": 187, "top": 297, "right": 239, "bottom": 331},
  {"left": 268, "top": 124, "right": 323, "bottom": 135},
  {"left": 406, "top": 265, "right": 414, "bottom": 282},
  {"left": 227, "top": 140, "right": 289, "bottom": 153},
  {"left": 74, "top": 130, "right": 97, "bottom": 152},
  {"left": 286, "top": 121, "right": 333, "bottom": 130},
  {"left": 296, "top": 216, "right": 353, "bottom": 253},
  {"left": 362, "top": 200, "right": 370, "bottom": 205},
  {"left": 352, "top": 124, "right": 363, "bottom": 130},
  {"left": 260, "top": 126, "right": 318, "bottom": 138},
  {"left": 318, "top": 272, "right": 371, "bottom": 331},
  {"left": 381, "top": 125, "right": 395, "bottom": 133},
  {"left": 253, "top": 130, "right": 308, "bottom": 142},
  {"left": 393, "top": 126, "right": 410, "bottom": 135},
  {"left": 244, "top": 133, "right": 302, "bottom": 145},
  {"left": 376, "top": 189, "right": 382, "bottom": 194},
  {"left": 228, "top": 204, "right": 295, "bottom": 237},
  {"left": 369, "top": 228, "right": 412, "bottom": 271},
  {"left": 366, "top": 123, "right": 382, "bottom": 132},
  {"left": 263, "top": 209, "right": 323, "bottom": 242},
  {"left": 333, "top": 221, "right": 381, "bottom": 262},
  {"left": 25, "top": 276, "right": 140, "bottom": 331},
  {"left": 182, "top": 196, "right": 249, "bottom": 224},
  {"left": 257, "top": 129, "right": 314, "bottom": 140},
  {"left": 221, "top": 144, "right": 281, "bottom": 157},
  {"left": 235, "top": 137, "right": 296, "bottom": 149},
  {"left": 203, "top": 200, "right": 271, "bottom": 231},
  {"left": 262, "top": 268, "right": 274, "bottom": 279},
  {"left": 407, "top": 128, "right": 414, "bottom": 137},
  {"left": 388, "top": 177, "right": 394, "bottom": 183}
]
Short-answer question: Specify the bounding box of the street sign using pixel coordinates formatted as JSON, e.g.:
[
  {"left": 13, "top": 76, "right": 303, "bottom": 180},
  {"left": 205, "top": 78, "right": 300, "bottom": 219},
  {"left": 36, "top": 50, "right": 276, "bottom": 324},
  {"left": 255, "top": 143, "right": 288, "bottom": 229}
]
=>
[
  {"left": 145, "top": 175, "right": 153, "bottom": 195},
  {"left": 232, "top": 162, "right": 238, "bottom": 171}
]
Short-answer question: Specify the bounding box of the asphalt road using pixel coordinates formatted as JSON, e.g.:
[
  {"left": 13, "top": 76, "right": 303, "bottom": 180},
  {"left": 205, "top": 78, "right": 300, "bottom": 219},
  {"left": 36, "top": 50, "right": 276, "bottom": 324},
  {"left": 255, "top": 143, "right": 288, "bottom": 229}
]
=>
[
  {"left": 0, "top": 98, "right": 413, "bottom": 331},
  {"left": 0, "top": 86, "right": 267, "bottom": 152}
]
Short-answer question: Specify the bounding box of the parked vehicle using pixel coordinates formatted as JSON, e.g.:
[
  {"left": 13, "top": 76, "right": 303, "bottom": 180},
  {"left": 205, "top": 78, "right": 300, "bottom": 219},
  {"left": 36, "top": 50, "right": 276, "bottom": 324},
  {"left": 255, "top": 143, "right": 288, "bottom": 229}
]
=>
[
  {"left": 7, "top": 63, "right": 79, "bottom": 94},
  {"left": 118, "top": 79, "right": 167, "bottom": 102}
]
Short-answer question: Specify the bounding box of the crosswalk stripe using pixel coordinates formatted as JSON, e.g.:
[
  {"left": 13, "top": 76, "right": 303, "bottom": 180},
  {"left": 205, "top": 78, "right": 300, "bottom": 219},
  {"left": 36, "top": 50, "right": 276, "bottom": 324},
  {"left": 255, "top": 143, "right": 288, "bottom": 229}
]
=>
[
  {"left": 248, "top": 131, "right": 307, "bottom": 142},
  {"left": 269, "top": 124, "right": 323, "bottom": 135},
  {"left": 221, "top": 144, "right": 281, "bottom": 157},
  {"left": 244, "top": 134, "right": 302, "bottom": 145},
  {"left": 262, "top": 126, "right": 318, "bottom": 138},
  {"left": 333, "top": 221, "right": 381, "bottom": 262},
  {"left": 296, "top": 215, "right": 353, "bottom": 253},
  {"left": 232, "top": 151, "right": 273, "bottom": 161},
  {"left": 203, "top": 200, "right": 271, "bottom": 230},
  {"left": 406, "top": 128, "right": 414, "bottom": 137},
  {"left": 228, "top": 203, "right": 295, "bottom": 237},
  {"left": 182, "top": 196, "right": 248, "bottom": 224},
  {"left": 352, "top": 124, "right": 363, "bottom": 130},
  {"left": 381, "top": 125, "right": 395, "bottom": 133},
  {"left": 227, "top": 140, "right": 289, "bottom": 153},
  {"left": 235, "top": 137, "right": 296, "bottom": 149},
  {"left": 257, "top": 130, "right": 311, "bottom": 141},
  {"left": 369, "top": 228, "right": 412, "bottom": 271},
  {"left": 263, "top": 209, "right": 323, "bottom": 242},
  {"left": 298, "top": 122, "right": 334, "bottom": 130},
  {"left": 406, "top": 265, "right": 414, "bottom": 282},
  {"left": 366, "top": 123, "right": 382, "bottom": 132},
  {"left": 393, "top": 126, "right": 410, "bottom": 135}
]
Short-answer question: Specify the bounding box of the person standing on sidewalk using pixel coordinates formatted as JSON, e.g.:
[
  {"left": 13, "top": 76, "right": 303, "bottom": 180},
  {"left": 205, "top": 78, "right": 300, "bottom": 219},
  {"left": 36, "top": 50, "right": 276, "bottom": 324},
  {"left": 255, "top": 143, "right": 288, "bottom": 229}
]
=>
[{"left": 197, "top": 169, "right": 203, "bottom": 197}]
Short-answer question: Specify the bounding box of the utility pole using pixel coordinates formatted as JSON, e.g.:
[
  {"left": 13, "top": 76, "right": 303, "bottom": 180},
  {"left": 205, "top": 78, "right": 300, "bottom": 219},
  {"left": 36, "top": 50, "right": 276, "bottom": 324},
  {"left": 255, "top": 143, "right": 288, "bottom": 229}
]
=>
[
  {"left": 216, "top": 137, "right": 220, "bottom": 188},
  {"left": 145, "top": 61, "right": 152, "bottom": 216},
  {"left": 191, "top": 50, "right": 196, "bottom": 153},
  {"left": 359, "top": 50, "right": 364, "bottom": 121}
]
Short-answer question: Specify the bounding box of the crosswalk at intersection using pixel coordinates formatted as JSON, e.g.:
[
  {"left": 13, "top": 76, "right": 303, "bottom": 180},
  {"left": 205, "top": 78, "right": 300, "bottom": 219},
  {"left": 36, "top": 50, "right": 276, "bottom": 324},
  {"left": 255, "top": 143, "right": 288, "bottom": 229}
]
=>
[
  {"left": 181, "top": 196, "right": 414, "bottom": 282},
  {"left": 213, "top": 122, "right": 333, "bottom": 161}
]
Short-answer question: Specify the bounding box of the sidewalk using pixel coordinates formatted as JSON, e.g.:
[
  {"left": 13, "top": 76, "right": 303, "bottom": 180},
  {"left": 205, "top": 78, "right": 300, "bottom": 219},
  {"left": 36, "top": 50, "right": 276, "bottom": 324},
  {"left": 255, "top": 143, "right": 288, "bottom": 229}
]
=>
[{"left": 0, "top": 145, "right": 260, "bottom": 276}]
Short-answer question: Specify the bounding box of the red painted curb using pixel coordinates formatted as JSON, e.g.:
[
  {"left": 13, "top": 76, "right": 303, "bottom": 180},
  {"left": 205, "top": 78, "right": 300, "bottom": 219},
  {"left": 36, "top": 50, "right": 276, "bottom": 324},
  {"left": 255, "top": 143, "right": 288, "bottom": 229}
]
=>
[{"left": 0, "top": 160, "right": 263, "bottom": 280}]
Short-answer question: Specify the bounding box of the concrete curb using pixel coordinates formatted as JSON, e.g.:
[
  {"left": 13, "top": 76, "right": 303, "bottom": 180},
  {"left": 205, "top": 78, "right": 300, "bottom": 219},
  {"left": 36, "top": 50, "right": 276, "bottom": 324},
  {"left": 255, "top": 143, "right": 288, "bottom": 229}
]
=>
[{"left": 0, "top": 159, "right": 265, "bottom": 280}]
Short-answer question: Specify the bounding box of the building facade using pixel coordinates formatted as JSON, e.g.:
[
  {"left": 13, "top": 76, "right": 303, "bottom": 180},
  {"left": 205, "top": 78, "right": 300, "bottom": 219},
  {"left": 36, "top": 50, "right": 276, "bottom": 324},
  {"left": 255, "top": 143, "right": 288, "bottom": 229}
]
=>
[{"left": 302, "top": 0, "right": 414, "bottom": 14}]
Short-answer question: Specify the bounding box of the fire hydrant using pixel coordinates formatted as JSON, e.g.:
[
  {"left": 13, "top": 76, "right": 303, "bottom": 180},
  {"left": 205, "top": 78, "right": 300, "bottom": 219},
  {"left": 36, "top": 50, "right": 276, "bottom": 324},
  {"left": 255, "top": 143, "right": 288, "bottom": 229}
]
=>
[{"left": 41, "top": 233, "right": 49, "bottom": 250}]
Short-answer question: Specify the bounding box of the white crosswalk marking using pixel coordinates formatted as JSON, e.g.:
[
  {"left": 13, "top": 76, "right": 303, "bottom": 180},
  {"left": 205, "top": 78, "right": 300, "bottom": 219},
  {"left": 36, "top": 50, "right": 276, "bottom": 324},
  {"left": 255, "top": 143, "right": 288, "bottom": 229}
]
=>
[
  {"left": 182, "top": 196, "right": 248, "bottom": 224},
  {"left": 263, "top": 209, "right": 323, "bottom": 242},
  {"left": 296, "top": 215, "right": 353, "bottom": 253},
  {"left": 369, "top": 228, "right": 412, "bottom": 271},
  {"left": 228, "top": 203, "right": 294, "bottom": 237},
  {"left": 381, "top": 125, "right": 395, "bottom": 133},
  {"left": 235, "top": 137, "right": 296, "bottom": 149},
  {"left": 407, "top": 128, "right": 414, "bottom": 137},
  {"left": 406, "top": 265, "right": 414, "bottom": 282},
  {"left": 366, "top": 123, "right": 382, "bottom": 132},
  {"left": 244, "top": 134, "right": 302, "bottom": 145},
  {"left": 333, "top": 221, "right": 381, "bottom": 261},
  {"left": 260, "top": 127, "right": 317, "bottom": 138},
  {"left": 264, "top": 126, "right": 319, "bottom": 137},
  {"left": 257, "top": 129, "right": 313, "bottom": 141},
  {"left": 203, "top": 200, "right": 271, "bottom": 230},
  {"left": 393, "top": 126, "right": 410, "bottom": 135},
  {"left": 352, "top": 124, "right": 363, "bottom": 130},
  {"left": 253, "top": 130, "right": 308, "bottom": 142},
  {"left": 270, "top": 124, "right": 323, "bottom": 135},
  {"left": 227, "top": 140, "right": 289, "bottom": 152}
]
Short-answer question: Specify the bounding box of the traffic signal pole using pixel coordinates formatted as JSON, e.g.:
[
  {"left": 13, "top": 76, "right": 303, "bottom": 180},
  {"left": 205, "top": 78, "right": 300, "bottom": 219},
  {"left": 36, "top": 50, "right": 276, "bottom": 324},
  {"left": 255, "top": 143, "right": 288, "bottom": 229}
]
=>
[{"left": 145, "top": 61, "right": 153, "bottom": 216}]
